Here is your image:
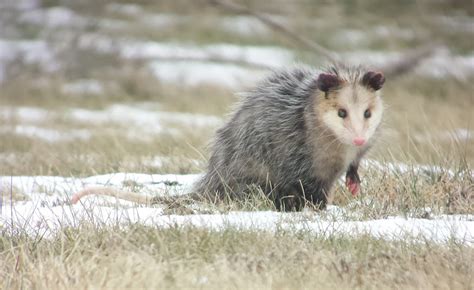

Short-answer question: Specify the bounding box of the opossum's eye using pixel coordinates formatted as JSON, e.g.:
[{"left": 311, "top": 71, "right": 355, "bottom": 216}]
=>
[
  {"left": 364, "top": 109, "right": 371, "bottom": 119},
  {"left": 338, "top": 109, "right": 347, "bottom": 119}
]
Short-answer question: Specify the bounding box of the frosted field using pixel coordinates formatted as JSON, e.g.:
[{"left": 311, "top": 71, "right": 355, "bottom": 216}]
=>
[{"left": 1, "top": 170, "right": 473, "bottom": 245}]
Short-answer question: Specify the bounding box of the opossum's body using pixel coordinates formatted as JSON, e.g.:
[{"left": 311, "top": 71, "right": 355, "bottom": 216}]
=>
[{"left": 72, "top": 65, "right": 385, "bottom": 211}]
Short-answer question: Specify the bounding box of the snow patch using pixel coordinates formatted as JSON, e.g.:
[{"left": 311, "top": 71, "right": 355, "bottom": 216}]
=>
[
  {"left": 0, "top": 105, "right": 221, "bottom": 142},
  {"left": 118, "top": 41, "right": 293, "bottom": 68},
  {"left": 140, "top": 13, "right": 187, "bottom": 28},
  {"left": 219, "top": 16, "right": 270, "bottom": 36},
  {"left": 416, "top": 48, "right": 474, "bottom": 80},
  {"left": 0, "top": 172, "right": 473, "bottom": 244},
  {"left": 0, "top": 0, "right": 39, "bottom": 10},
  {"left": 0, "top": 106, "right": 49, "bottom": 122},
  {"left": 62, "top": 79, "right": 104, "bottom": 95},
  {"left": 343, "top": 48, "right": 474, "bottom": 80},
  {"left": 69, "top": 104, "right": 222, "bottom": 136},
  {"left": 0, "top": 125, "right": 92, "bottom": 142},
  {"left": 19, "top": 7, "right": 86, "bottom": 28},
  {"left": 149, "top": 61, "right": 266, "bottom": 88},
  {"left": 105, "top": 3, "right": 144, "bottom": 17},
  {"left": 0, "top": 39, "right": 59, "bottom": 81},
  {"left": 436, "top": 15, "right": 474, "bottom": 33}
]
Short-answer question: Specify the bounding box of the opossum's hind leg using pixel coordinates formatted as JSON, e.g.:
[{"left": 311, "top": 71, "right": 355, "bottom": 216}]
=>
[
  {"left": 270, "top": 184, "right": 305, "bottom": 212},
  {"left": 299, "top": 179, "right": 329, "bottom": 210}
]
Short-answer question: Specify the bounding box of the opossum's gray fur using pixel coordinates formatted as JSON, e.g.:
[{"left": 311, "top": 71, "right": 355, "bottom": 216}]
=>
[{"left": 192, "top": 65, "right": 376, "bottom": 211}]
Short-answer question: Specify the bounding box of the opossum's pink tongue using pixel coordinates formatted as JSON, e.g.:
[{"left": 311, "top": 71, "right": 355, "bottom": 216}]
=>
[{"left": 345, "top": 178, "right": 360, "bottom": 196}]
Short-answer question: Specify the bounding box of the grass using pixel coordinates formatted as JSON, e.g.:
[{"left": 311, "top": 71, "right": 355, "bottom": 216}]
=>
[
  {"left": 1, "top": 0, "right": 473, "bottom": 289},
  {"left": 1, "top": 225, "right": 472, "bottom": 290}
]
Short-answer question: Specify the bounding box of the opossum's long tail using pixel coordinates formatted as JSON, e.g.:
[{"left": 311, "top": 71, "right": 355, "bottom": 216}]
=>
[
  {"left": 71, "top": 187, "right": 205, "bottom": 206},
  {"left": 71, "top": 187, "right": 154, "bottom": 205}
]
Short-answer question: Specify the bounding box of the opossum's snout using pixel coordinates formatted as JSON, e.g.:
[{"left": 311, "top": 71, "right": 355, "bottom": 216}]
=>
[
  {"left": 332, "top": 103, "right": 382, "bottom": 147},
  {"left": 352, "top": 137, "right": 366, "bottom": 146}
]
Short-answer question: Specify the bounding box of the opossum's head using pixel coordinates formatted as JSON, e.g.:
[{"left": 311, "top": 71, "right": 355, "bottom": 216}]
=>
[{"left": 315, "top": 67, "right": 385, "bottom": 147}]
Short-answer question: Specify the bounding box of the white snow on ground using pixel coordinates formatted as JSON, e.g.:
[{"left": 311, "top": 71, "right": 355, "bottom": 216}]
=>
[
  {"left": 77, "top": 33, "right": 474, "bottom": 86},
  {"left": 0, "top": 106, "right": 50, "bottom": 122},
  {"left": 0, "top": 105, "right": 222, "bottom": 128},
  {"left": 0, "top": 39, "right": 59, "bottom": 82},
  {"left": 140, "top": 13, "right": 188, "bottom": 28},
  {"left": 120, "top": 41, "right": 293, "bottom": 69},
  {"left": 77, "top": 34, "right": 292, "bottom": 88},
  {"left": 149, "top": 61, "right": 267, "bottom": 88},
  {"left": 0, "top": 105, "right": 222, "bottom": 141},
  {"left": 436, "top": 15, "right": 474, "bottom": 33},
  {"left": 78, "top": 34, "right": 294, "bottom": 68},
  {"left": 68, "top": 104, "right": 222, "bottom": 133},
  {"left": 105, "top": 3, "right": 144, "bottom": 17},
  {"left": 61, "top": 79, "right": 105, "bottom": 95},
  {"left": 331, "top": 26, "right": 415, "bottom": 47},
  {"left": 0, "top": 173, "right": 473, "bottom": 244},
  {"left": 219, "top": 16, "right": 270, "bottom": 36},
  {"left": 1, "top": 33, "right": 472, "bottom": 87},
  {"left": 344, "top": 47, "right": 474, "bottom": 80},
  {"left": 0, "top": 0, "right": 39, "bottom": 10},
  {"left": 19, "top": 6, "right": 87, "bottom": 28},
  {"left": 0, "top": 125, "right": 92, "bottom": 142}
]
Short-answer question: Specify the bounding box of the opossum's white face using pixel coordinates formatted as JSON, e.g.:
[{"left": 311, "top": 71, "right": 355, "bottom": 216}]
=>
[{"left": 316, "top": 71, "right": 385, "bottom": 147}]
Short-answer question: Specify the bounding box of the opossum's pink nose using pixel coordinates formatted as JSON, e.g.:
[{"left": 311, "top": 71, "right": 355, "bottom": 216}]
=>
[{"left": 353, "top": 137, "right": 366, "bottom": 146}]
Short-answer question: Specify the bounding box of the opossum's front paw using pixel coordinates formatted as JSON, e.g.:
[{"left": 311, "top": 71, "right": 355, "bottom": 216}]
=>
[
  {"left": 345, "top": 167, "right": 361, "bottom": 196},
  {"left": 345, "top": 177, "right": 360, "bottom": 196}
]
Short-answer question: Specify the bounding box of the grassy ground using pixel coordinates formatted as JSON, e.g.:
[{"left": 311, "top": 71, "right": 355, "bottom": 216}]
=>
[
  {"left": 1, "top": 226, "right": 473, "bottom": 290},
  {"left": 1, "top": 0, "right": 473, "bottom": 289}
]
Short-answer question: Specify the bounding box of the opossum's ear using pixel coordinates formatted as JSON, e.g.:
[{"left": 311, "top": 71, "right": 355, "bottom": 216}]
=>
[
  {"left": 362, "top": 71, "right": 385, "bottom": 91},
  {"left": 317, "top": 73, "right": 340, "bottom": 93}
]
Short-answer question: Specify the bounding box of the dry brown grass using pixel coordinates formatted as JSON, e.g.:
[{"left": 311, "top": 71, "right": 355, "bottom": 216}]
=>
[{"left": 1, "top": 225, "right": 473, "bottom": 290}]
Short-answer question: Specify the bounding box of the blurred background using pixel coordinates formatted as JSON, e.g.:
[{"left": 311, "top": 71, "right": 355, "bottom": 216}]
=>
[{"left": 0, "top": 0, "right": 472, "bottom": 176}]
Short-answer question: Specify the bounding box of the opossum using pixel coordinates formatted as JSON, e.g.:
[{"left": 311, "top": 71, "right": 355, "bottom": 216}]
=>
[{"left": 72, "top": 65, "right": 385, "bottom": 211}]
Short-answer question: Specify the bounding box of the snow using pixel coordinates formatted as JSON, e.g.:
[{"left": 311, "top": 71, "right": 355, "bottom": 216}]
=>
[
  {"left": 343, "top": 48, "right": 474, "bottom": 80},
  {"left": 0, "top": 105, "right": 222, "bottom": 142},
  {"left": 1, "top": 173, "right": 473, "bottom": 245},
  {"left": 149, "top": 61, "right": 267, "bottom": 88},
  {"left": 62, "top": 79, "right": 104, "bottom": 95},
  {"left": 0, "top": 39, "right": 59, "bottom": 81},
  {"left": 0, "top": 106, "right": 49, "bottom": 122},
  {"left": 416, "top": 48, "right": 474, "bottom": 80},
  {"left": 140, "top": 155, "right": 202, "bottom": 169},
  {"left": 0, "top": 125, "right": 92, "bottom": 142},
  {"left": 0, "top": 0, "right": 39, "bottom": 10},
  {"left": 19, "top": 7, "right": 86, "bottom": 28},
  {"left": 140, "top": 13, "right": 187, "bottom": 28},
  {"left": 219, "top": 16, "right": 270, "bottom": 36},
  {"left": 69, "top": 104, "right": 222, "bottom": 131},
  {"left": 436, "top": 15, "right": 474, "bottom": 33},
  {"left": 77, "top": 35, "right": 292, "bottom": 87},
  {"left": 119, "top": 41, "right": 293, "bottom": 68},
  {"left": 105, "top": 3, "right": 144, "bottom": 17},
  {"left": 78, "top": 35, "right": 294, "bottom": 68}
]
